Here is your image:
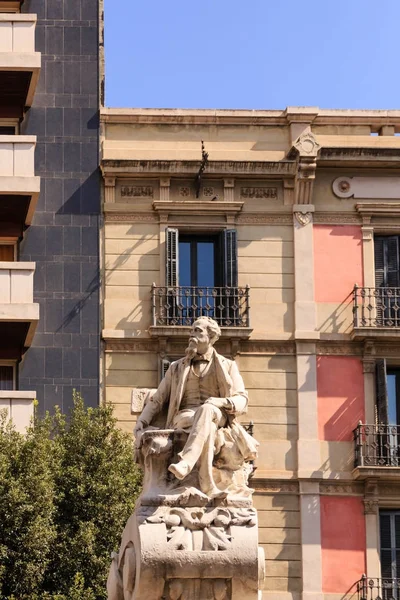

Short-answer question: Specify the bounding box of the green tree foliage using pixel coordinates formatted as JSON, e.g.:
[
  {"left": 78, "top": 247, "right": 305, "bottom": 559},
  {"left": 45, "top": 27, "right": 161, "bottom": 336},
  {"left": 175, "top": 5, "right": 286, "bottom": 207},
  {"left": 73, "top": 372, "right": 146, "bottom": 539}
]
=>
[{"left": 0, "top": 392, "right": 142, "bottom": 600}]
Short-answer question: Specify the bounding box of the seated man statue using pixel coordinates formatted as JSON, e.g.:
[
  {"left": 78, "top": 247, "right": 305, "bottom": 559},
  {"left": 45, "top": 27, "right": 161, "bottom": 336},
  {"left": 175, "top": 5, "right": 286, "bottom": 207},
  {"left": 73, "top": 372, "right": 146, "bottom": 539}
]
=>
[{"left": 134, "top": 316, "right": 258, "bottom": 499}]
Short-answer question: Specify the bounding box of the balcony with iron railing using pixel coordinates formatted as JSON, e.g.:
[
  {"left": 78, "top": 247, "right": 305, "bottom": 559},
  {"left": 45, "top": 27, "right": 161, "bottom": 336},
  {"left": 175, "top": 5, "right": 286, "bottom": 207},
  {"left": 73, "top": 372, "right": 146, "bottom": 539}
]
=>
[
  {"left": 357, "top": 576, "right": 400, "bottom": 600},
  {"left": 353, "top": 423, "right": 400, "bottom": 479},
  {"left": 352, "top": 285, "right": 400, "bottom": 339},
  {"left": 149, "top": 284, "right": 252, "bottom": 338}
]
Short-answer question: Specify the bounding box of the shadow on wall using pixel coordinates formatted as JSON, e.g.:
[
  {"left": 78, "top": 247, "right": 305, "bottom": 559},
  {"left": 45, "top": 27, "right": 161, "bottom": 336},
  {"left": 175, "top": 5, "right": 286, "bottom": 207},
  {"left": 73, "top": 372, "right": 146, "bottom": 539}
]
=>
[{"left": 317, "top": 290, "right": 354, "bottom": 335}]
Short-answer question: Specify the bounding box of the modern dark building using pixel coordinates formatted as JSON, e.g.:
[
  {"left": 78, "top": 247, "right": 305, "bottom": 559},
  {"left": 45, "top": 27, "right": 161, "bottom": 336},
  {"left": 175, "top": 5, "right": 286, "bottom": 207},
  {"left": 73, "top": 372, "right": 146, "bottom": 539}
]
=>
[{"left": 17, "top": 0, "right": 101, "bottom": 412}]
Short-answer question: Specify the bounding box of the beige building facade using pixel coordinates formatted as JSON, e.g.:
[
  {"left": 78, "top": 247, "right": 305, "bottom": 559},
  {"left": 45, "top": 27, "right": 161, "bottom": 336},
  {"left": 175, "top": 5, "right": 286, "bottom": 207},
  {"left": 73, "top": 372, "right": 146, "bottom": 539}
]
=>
[{"left": 100, "top": 107, "right": 400, "bottom": 600}]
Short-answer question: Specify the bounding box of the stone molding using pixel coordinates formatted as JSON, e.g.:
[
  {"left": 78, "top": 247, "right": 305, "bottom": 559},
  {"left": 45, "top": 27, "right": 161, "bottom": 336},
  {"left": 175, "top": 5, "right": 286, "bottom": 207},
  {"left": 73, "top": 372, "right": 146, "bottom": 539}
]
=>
[
  {"left": 333, "top": 176, "right": 400, "bottom": 200},
  {"left": 101, "top": 159, "right": 297, "bottom": 177},
  {"left": 239, "top": 186, "right": 278, "bottom": 199}
]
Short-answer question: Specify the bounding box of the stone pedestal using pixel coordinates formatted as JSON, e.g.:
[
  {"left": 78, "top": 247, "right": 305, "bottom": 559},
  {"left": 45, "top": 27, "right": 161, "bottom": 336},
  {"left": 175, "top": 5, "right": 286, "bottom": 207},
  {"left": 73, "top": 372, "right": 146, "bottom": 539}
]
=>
[{"left": 108, "top": 429, "right": 265, "bottom": 600}]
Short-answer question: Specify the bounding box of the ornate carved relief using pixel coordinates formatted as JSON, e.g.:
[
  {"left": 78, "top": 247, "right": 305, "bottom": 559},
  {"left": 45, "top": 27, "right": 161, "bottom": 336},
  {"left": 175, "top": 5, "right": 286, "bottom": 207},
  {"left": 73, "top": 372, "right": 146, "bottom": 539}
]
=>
[
  {"left": 179, "top": 186, "right": 191, "bottom": 197},
  {"left": 203, "top": 186, "right": 215, "bottom": 198},
  {"left": 164, "top": 579, "right": 230, "bottom": 600},
  {"left": 292, "top": 132, "right": 321, "bottom": 158},
  {"left": 294, "top": 211, "right": 312, "bottom": 226},
  {"left": 363, "top": 499, "right": 379, "bottom": 514},
  {"left": 121, "top": 186, "right": 154, "bottom": 198},
  {"left": 240, "top": 187, "right": 278, "bottom": 199}
]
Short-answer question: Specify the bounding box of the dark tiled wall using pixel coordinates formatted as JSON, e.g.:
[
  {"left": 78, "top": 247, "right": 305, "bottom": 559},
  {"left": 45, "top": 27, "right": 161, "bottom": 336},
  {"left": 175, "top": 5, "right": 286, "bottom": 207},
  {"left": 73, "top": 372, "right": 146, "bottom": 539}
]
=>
[{"left": 20, "top": 0, "right": 100, "bottom": 412}]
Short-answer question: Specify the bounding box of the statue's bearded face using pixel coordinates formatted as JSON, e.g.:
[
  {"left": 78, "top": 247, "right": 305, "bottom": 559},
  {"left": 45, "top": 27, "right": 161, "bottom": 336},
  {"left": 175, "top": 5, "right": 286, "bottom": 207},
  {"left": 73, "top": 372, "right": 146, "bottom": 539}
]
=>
[{"left": 185, "top": 321, "right": 211, "bottom": 358}]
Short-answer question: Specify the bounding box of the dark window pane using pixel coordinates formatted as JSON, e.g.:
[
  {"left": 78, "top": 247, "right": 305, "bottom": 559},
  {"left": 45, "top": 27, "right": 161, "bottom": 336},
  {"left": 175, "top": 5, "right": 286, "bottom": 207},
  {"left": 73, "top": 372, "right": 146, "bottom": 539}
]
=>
[
  {"left": 381, "top": 514, "right": 392, "bottom": 549},
  {"left": 179, "top": 242, "right": 191, "bottom": 287},
  {"left": 197, "top": 242, "right": 214, "bottom": 287},
  {"left": 0, "top": 366, "right": 13, "bottom": 391},
  {"left": 381, "top": 549, "right": 394, "bottom": 578},
  {"left": 388, "top": 374, "right": 398, "bottom": 425}
]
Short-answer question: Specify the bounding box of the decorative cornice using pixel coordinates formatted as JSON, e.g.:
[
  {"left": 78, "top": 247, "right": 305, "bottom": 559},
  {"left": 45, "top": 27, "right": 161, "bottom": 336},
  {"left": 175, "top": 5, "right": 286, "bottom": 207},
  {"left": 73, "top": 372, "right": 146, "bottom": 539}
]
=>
[{"left": 101, "top": 160, "right": 297, "bottom": 178}]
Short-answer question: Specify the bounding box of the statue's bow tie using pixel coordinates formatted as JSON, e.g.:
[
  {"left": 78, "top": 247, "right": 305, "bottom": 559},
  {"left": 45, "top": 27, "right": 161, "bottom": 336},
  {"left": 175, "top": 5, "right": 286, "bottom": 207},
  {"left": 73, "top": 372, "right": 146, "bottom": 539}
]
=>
[{"left": 192, "top": 355, "right": 210, "bottom": 363}]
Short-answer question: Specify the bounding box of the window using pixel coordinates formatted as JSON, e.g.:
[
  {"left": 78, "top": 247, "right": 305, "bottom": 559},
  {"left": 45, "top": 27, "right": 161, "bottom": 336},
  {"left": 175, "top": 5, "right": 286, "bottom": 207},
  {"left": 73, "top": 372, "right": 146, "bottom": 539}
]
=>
[
  {"left": 0, "top": 364, "right": 15, "bottom": 391},
  {"left": 373, "top": 360, "right": 400, "bottom": 466},
  {"left": 154, "top": 227, "right": 249, "bottom": 327},
  {"left": 375, "top": 236, "right": 400, "bottom": 325},
  {"left": 0, "top": 244, "right": 16, "bottom": 261},
  {"left": 380, "top": 511, "right": 400, "bottom": 597}
]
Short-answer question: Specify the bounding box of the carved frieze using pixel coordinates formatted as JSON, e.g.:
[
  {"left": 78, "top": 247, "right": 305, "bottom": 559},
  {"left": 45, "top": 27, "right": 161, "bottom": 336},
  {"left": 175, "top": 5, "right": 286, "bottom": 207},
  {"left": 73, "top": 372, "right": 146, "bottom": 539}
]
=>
[
  {"left": 240, "top": 187, "right": 278, "bottom": 199},
  {"left": 317, "top": 342, "right": 362, "bottom": 356},
  {"left": 104, "top": 213, "right": 158, "bottom": 223},
  {"left": 121, "top": 185, "right": 154, "bottom": 198},
  {"left": 320, "top": 483, "right": 363, "bottom": 495},
  {"left": 236, "top": 214, "right": 292, "bottom": 224},
  {"left": 313, "top": 213, "right": 362, "bottom": 225},
  {"left": 253, "top": 481, "right": 298, "bottom": 493}
]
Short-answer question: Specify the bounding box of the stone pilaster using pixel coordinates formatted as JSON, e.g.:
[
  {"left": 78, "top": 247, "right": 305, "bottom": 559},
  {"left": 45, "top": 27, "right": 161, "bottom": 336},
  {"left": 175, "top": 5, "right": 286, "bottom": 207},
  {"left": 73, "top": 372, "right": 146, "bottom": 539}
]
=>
[
  {"left": 104, "top": 177, "right": 116, "bottom": 203},
  {"left": 224, "top": 178, "right": 235, "bottom": 202},
  {"left": 299, "top": 481, "right": 324, "bottom": 600},
  {"left": 160, "top": 178, "right": 170, "bottom": 202}
]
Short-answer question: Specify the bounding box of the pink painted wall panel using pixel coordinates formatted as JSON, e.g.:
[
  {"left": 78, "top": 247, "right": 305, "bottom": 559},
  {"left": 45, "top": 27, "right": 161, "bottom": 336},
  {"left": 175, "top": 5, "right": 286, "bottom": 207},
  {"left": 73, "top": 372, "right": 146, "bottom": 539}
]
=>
[
  {"left": 321, "top": 496, "right": 366, "bottom": 593},
  {"left": 317, "top": 356, "right": 364, "bottom": 441},
  {"left": 314, "top": 225, "right": 363, "bottom": 302}
]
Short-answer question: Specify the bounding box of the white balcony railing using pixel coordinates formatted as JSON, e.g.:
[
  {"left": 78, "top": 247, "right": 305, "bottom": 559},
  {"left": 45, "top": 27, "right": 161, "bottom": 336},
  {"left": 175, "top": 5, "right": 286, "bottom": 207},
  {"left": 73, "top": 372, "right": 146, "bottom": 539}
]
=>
[
  {"left": 0, "top": 14, "right": 36, "bottom": 53},
  {"left": 0, "top": 136, "right": 36, "bottom": 178},
  {"left": 0, "top": 391, "right": 35, "bottom": 433},
  {"left": 0, "top": 261, "right": 35, "bottom": 304}
]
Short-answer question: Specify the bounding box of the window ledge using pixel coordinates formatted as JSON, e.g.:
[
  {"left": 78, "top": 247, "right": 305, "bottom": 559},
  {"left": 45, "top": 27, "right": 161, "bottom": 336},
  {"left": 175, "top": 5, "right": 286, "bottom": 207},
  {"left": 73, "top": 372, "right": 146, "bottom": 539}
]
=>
[
  {"left": 353, "top": 466, "right": 400, "bottom": 481},
  {"left": 351, "top": 326, "right": 400, "bottom": 341},
  {"left": 148, "top": 325, "right": 253, "bottom": 340},
  {"left": 152, "top": 200, "right": 244, "bottom": 216}
]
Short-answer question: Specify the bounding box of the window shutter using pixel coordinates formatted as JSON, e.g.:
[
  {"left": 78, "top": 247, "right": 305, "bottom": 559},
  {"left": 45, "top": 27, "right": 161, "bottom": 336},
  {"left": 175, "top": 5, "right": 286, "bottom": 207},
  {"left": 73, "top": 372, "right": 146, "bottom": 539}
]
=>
[
  {"left": 380, "top": 513, "right": 393, "bottom": 579},
  {"left": 375, "top": 236, "right": 400, "bottom": 287},
  {"left": 222, "top": 229, "right": 238, "bottom": 288},
  {"left": 160, "top": 358, "right": 171, "bottom": 381},
  {"left": 165, "top": 228, "right": 179, "bottom": 288},
  {"left": 376, "top": 359, "right": 389, "bottom": 424}
]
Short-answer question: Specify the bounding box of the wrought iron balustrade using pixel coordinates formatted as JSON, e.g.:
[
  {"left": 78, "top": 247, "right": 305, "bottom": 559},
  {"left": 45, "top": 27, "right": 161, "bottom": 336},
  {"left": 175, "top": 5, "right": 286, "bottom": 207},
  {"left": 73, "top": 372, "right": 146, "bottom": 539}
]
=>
[
  {"left": 353, "top": 285, "right": 400, "bottom": 328},
  {"left": 357, "top": 576, "right": 400, "bottom": 600},
  {"left": 354, "top": 423, "right": 400, "bottom": 468},
  {"left": 151, "top": 285, "right": 250, "bottom": 327}
]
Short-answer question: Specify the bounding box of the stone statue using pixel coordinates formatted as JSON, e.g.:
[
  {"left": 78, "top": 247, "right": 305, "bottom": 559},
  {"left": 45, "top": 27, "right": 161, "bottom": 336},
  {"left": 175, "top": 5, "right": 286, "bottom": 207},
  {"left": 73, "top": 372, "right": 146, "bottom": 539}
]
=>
[
  {"left": 108, "top": 318, "right": 265, "bottom": 600},
  {"left": 134, "top": 317, "right": 259, "bottom": 499}
]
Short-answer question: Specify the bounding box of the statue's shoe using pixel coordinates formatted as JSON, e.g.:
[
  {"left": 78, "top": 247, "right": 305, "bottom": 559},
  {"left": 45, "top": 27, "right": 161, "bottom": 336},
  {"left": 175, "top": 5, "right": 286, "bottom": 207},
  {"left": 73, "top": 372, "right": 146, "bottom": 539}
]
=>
[{"left": 168, "top": 460, "right": 191, "bottom": 480}]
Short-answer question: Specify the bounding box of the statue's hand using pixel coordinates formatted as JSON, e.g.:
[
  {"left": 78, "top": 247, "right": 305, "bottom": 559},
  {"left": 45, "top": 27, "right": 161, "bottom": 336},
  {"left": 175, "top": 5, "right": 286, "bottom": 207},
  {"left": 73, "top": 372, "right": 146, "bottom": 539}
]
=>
[
  {"left": 205, "top": 397, "right": 230, "bottom": 409},
  {"left": 133, "top": 419, "right": 147, "bottom": 444}
]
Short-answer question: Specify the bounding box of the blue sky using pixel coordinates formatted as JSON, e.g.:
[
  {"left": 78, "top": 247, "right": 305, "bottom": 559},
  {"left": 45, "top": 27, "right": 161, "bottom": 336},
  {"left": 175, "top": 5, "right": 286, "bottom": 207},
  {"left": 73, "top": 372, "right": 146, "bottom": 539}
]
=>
[{"left": 104, "top": 0, "right": 399, "bottom": 110}]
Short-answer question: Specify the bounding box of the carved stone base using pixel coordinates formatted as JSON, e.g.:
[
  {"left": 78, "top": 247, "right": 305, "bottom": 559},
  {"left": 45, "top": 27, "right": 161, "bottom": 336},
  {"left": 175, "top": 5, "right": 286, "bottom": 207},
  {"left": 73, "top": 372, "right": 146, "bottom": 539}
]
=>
[{"left": 108, "top": 495, "right": 264, "bottom": 600}]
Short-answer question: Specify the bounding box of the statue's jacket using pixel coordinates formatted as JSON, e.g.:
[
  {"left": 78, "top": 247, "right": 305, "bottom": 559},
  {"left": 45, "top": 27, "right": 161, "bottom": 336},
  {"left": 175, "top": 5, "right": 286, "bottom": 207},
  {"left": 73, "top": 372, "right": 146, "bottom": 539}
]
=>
[{"left": 140, "top": 349, "right": 258, "bottom": 461}]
